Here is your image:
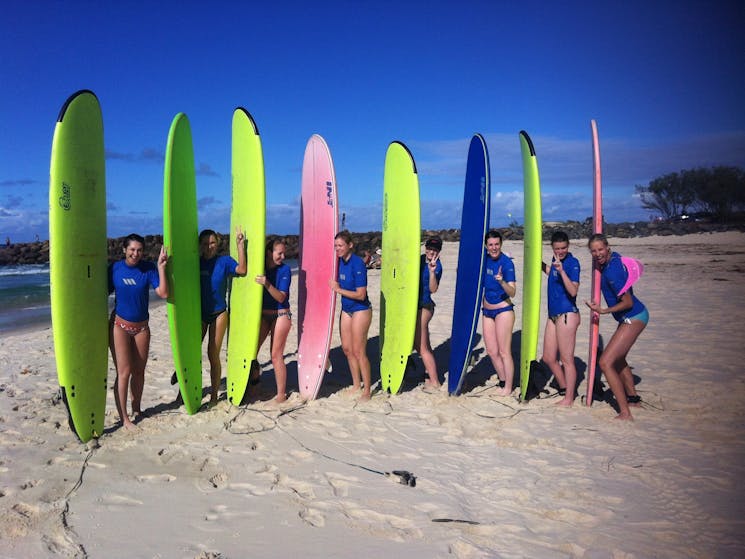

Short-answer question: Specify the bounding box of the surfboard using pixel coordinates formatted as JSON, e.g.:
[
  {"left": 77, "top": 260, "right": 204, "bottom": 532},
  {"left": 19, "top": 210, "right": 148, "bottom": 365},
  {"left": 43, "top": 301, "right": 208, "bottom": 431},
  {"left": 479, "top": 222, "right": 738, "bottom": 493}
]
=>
[
  {"left": 227, "top": 108, "right": 265, "bottom": 405},
  {"left": 163, "top": 113, "right": 202, "bottom": 414},
  {"left": 586, "top": 119, "right": 603, "bottom": 406},
  {"left": 519, "top": 130, "right": 542, "bottom": 402},
  {"left": 49, "top": 90, "right": 108, "bottom": 442},
  {"left": 297, "top": 134, "right": 338, "bottom": 400},
  {"left": 447, "top": 134, "right": 491, "bottom": 395},
  {"left": 380, "top": 141, "right": 421, "bottom": 394}
]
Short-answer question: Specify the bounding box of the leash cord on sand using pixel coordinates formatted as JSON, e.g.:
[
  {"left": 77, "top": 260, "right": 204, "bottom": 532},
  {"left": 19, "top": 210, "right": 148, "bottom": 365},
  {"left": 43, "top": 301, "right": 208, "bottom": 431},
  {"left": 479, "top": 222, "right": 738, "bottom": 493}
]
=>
[
  {"left": 431, "top": 518, "right": 481, "bottom": 525},
  {"left": 223, "top": 405, "right": 416, "bottom": 487},
  {"left": 278, "top": 425, "right": 417, "bottom": 487},
  {"left": 58, "top": 446, "right": 96, "bottom": 557}
]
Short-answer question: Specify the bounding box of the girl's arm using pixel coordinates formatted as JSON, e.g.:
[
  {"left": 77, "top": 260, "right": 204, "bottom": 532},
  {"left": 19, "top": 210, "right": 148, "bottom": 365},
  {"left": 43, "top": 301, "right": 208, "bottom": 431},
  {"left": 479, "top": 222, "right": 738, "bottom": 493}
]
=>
[
  {"left": 234, "top": 226, "right": 247, "bottom": 276},
  {"left": 155, "top": 246, "right": 169, "bottom": 299}
]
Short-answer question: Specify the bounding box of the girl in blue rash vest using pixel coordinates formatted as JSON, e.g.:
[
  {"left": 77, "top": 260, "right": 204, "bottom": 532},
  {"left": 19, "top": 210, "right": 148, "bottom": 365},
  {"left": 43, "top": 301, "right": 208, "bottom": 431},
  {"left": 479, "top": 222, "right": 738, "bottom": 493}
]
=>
[
  {"left": 414, "top": 236, "right": 443, "bottom": 389},
  {"left": 199, "top": 228, "right": 247, "bottom": 407},
  {"left": 541, "top": 231, "right": 581, "bottom": 406},
  {"left": 585, "top": 233, "right": 648, "bottom": 420},
  {"left": 329, "top": 230, "right": 373, "bottom": 400},
  {"left": 482, "top": 229, "right": 517, "bottom": 396},
  {"left": 108, "top": 234, "right": 168, "bottom": 430},
  {"left": 255, "top": 237, "right": 292, "bottom": 403}
]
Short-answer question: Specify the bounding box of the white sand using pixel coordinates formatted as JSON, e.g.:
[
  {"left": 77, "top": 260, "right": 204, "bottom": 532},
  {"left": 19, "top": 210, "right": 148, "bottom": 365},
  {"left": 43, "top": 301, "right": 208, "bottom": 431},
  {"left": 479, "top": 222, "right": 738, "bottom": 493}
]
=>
[{"left": 1, "top": 231, "right": 744, "bottom": 558}]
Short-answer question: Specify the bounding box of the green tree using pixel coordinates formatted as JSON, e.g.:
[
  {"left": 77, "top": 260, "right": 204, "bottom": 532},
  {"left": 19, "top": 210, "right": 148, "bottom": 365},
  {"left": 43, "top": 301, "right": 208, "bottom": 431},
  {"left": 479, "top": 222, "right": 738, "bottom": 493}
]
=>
[
  {"left": 635, "top": 172, "right": 695, "bottom": 219},
  {"left": 686, "top": 166, "right": 745, "bottom": 220}
]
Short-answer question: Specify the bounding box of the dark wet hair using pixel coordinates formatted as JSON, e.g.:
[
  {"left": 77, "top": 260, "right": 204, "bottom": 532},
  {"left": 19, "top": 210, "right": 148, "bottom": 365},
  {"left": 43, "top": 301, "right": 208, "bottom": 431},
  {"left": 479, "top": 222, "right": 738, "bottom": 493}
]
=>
[
  {"left": 587, "top": 233, "right": 608, "bottom": 247},
  {"left": 425, "top": 236, "right": 443, "bottom": 251},
  {"left": 199, "top": 229, "right": 217, "bottom": 243},
  {"left": 550, "top": 231, "right": 569, "bottom": 244},
  {"left": 484, "top": 229, "right": 502, "bottom": 243},
  {"left": 265, "top": 236, "right": 286, "bottom": 254},
  {"left": 335, "top": 230, "right": 353, "bottom": 245},
  {"left": 123, "top": 233, "right": 145, "bottom": 248}
]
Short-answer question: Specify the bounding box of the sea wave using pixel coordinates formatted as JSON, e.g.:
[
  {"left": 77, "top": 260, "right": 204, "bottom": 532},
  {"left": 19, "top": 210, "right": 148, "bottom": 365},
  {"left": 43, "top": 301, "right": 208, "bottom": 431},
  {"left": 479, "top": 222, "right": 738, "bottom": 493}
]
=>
[{"left": 0, "top": 264, "right": 50, "bottom": 277}]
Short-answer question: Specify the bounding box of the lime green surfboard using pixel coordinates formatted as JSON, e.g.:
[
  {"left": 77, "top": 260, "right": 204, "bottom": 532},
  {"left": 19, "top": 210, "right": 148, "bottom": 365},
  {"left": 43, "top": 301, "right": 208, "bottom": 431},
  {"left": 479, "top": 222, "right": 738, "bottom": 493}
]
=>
[
  {"left": 163, "top": 113, "right": 202, "bottom": 414},
  {"left": 380, "top": 141, "right": 421, "bottom": 394},
  {"left": 519, "top": 131, "right": 543, "bottom": 401},
  {"left": 227, "top": 108, "right": 265, "bottom": 405},
  {"left": 49, "top": 90, "right": 108, "bottom": 442}
]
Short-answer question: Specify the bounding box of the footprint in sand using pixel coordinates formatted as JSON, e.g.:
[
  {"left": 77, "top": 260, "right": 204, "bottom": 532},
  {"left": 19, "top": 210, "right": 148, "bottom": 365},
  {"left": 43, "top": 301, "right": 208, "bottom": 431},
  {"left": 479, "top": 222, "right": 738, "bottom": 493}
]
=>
[
  {"left": 325, "top": 472, "right": 359, "bottom": 497},
  {"left": 194, "top": 471, "right": 230, "bottom": 493},
  {"left": 229, "top": 482, "right": 268, "bottom": 497},
  {"left": 276, "top": 474, "right": 316, "bottom": 500},
  {"left": 136, "top": 473, "right": 176, "bottom": 483},
  {"left": 100, "top": 493, "right": 144, "bottom": 506},
  {"left": 299, "top": 506, "right": 325, "bottom": 527}
]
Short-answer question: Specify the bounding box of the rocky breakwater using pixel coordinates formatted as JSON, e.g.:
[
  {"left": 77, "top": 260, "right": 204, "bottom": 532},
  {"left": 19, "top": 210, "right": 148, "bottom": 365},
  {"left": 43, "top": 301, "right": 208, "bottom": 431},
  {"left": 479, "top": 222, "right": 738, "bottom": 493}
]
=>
[{"left": 2, "top": 219, "right": 742, "bottom": 267}]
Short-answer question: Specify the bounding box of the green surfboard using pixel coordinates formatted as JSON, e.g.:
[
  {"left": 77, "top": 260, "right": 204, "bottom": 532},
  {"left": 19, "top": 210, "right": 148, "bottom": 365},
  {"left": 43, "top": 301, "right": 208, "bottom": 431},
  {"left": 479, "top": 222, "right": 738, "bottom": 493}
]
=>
[
  {"left": 380, "top": 141, "right": 421, "bottom": 394},
  {"left": 227, "top": 108, "right": 265, "bottom": 405},
  {"left": 49, "top": 90, "right": 108, "bottom": 442},
  {"left": 519, "top": 131, "right": 543, "bottom": 401},
  {"left": 163, "top": 113, "right": 202, "bottom": 414}
]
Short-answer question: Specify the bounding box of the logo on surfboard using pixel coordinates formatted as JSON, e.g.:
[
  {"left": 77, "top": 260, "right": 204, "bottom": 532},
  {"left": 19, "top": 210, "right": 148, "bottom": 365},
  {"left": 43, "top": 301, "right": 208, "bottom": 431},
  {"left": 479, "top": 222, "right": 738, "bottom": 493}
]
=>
[
  {"left": 59, "top": 183, "right": 71, "bottom": 210},
  {"left": 326, "top": 181, "right": 334, "bottom": 207}
]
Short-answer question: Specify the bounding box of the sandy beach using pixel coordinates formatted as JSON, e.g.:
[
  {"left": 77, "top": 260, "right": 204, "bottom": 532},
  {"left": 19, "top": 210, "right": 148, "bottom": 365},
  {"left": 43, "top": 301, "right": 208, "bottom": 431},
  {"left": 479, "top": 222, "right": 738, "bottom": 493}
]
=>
[{"left": 1, "top": 231, "right": 744, "bottom": 558}]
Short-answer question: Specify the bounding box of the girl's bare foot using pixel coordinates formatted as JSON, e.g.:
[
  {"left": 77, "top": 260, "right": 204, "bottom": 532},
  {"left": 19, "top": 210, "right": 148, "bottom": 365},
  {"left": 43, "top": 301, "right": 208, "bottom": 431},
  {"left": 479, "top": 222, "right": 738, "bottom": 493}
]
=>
[
  {"left": 341, "top": 385, "right": 362, "bottom": 397},
  {"left": 495, "top": 386, "right": 513, "bottom": 396},
  {"left": 275, "top": 393, "right": 287, "bottom": 404},
  {"left": 122, "top": 420, "right": 139, "bottom": 431},
  {"left": 615, "top": 411, "right": 634, "bottom": 420}
]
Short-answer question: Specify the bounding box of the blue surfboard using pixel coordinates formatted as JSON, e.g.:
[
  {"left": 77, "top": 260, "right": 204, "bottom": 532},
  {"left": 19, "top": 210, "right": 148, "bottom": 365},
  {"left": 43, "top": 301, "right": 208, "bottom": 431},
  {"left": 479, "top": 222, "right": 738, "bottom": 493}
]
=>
[{"left": 448, "top": 134, "right": 491, "bottom": 395}]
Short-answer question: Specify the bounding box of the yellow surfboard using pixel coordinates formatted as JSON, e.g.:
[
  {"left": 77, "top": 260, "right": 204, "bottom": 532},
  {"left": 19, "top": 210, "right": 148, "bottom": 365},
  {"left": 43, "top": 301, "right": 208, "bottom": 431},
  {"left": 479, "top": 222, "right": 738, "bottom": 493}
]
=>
[
  {"left": 379, "top": 141, "right": 421, "bottom": 394},
  {"left": 227, "top": 108, "right": 265, "bottom": 405},
  {"left": 49, "top": 90, "right": 108, "bottom": 442},
  {"left": 163, "top": 113, "right": 203, "bottom": 414}
]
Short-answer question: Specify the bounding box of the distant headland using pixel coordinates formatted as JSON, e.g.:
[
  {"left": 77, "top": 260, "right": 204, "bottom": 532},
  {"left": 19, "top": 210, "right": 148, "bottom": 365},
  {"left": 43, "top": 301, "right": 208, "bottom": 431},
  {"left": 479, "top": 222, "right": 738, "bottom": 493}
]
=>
[{"left": 2, "top": 218, "right": 743, "bottom": 266}]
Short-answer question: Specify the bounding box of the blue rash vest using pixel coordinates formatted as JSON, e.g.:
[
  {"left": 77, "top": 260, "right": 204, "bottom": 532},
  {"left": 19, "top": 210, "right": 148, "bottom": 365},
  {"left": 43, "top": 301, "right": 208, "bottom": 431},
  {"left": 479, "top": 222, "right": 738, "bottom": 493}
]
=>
[
  {"left": 601, "top": 252, "right": 646, "bottom": 323},
  {"left": 483, "top": 252, "right": 516, "bottom": 305},
  {"left": 418, "top": 254, "right": 443, "bottom": 307},
  {"left": 338, "top": 253, "right": 371, "bottom": 313},
  {"left": 109, "top": 260, "right": 160, "bottom": 322},
  {"left": 547, "top": 252, "right": 580, "bottom": 316}
]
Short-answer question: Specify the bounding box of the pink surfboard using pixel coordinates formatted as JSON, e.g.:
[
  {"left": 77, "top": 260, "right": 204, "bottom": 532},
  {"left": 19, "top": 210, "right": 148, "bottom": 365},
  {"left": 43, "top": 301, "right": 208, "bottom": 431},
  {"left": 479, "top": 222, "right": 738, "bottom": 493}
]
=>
[
  {"left": 297, "top": 135, "right": 339, "bottom": 400},
  {"left": 618, "top": 256, "right": 644, "bottom": 295},
  {"left": 586, "top": 120, "right": 603, "bottom": 406}
]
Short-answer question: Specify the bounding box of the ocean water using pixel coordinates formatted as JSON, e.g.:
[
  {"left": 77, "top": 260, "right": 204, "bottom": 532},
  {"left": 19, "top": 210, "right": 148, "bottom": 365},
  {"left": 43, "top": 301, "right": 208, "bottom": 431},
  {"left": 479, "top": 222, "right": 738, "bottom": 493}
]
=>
[
  {"left": 0, "top": 259, "right": 299, "bottom": 334},
  {"left": 0, "top": 264, "right": 52, "bottom": 333}
]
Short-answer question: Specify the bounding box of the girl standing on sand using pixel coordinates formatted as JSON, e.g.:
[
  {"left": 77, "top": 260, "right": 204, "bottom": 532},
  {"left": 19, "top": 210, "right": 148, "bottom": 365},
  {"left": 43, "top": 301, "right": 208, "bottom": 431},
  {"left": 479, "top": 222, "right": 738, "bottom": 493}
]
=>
[
  {"left": 482, "top": 229, "right": 517, "bottom": 396},
  {"left": 255, "top": 237, "right": 293, "bottom": 403},
  {"left": 329, "top": 231, "right": 373, "bottom": 400},
  {"left": 585, "top": 233, "right": 648, "bottom": 420},
  {"left": 199, "top": 228, "right": 247, "bottom": 407},
  {"left": 109, "top": 234, "right": 168, "bottom": 430},
  {"left": 541, "top": 231, "right": 581, "bottom": 406},
  {"left": 414, "top": 236, "right": 443, "bottom": 389}
]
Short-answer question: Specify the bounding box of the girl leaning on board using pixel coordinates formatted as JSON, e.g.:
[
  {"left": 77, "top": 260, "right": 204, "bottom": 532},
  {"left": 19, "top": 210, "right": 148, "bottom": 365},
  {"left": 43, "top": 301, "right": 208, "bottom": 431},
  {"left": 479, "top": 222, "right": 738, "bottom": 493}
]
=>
[
  {"left": 541, "top": 230, "right": 581, "bottom": 406},
  {"left": 254, "top": 237, "right": 293, "bottom": 403},
  {"left": 585, "top": 234, "right": 648, "bottom": 420},
  {"left": 329, "top": 230, "right": 373, "bottom": 401},
  {"left": 481, "top": 229, "right": 517, "bottom": 396},
  {"left": 108, "top": 234, "right": 168, "bottom": 431}
]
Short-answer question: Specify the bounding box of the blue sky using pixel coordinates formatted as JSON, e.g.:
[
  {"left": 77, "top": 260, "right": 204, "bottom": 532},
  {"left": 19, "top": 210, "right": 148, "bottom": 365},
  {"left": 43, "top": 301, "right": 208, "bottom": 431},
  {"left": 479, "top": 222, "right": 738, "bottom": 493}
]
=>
[{"left": 1, "top": 0, "right": 744, "bottom": 242}]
